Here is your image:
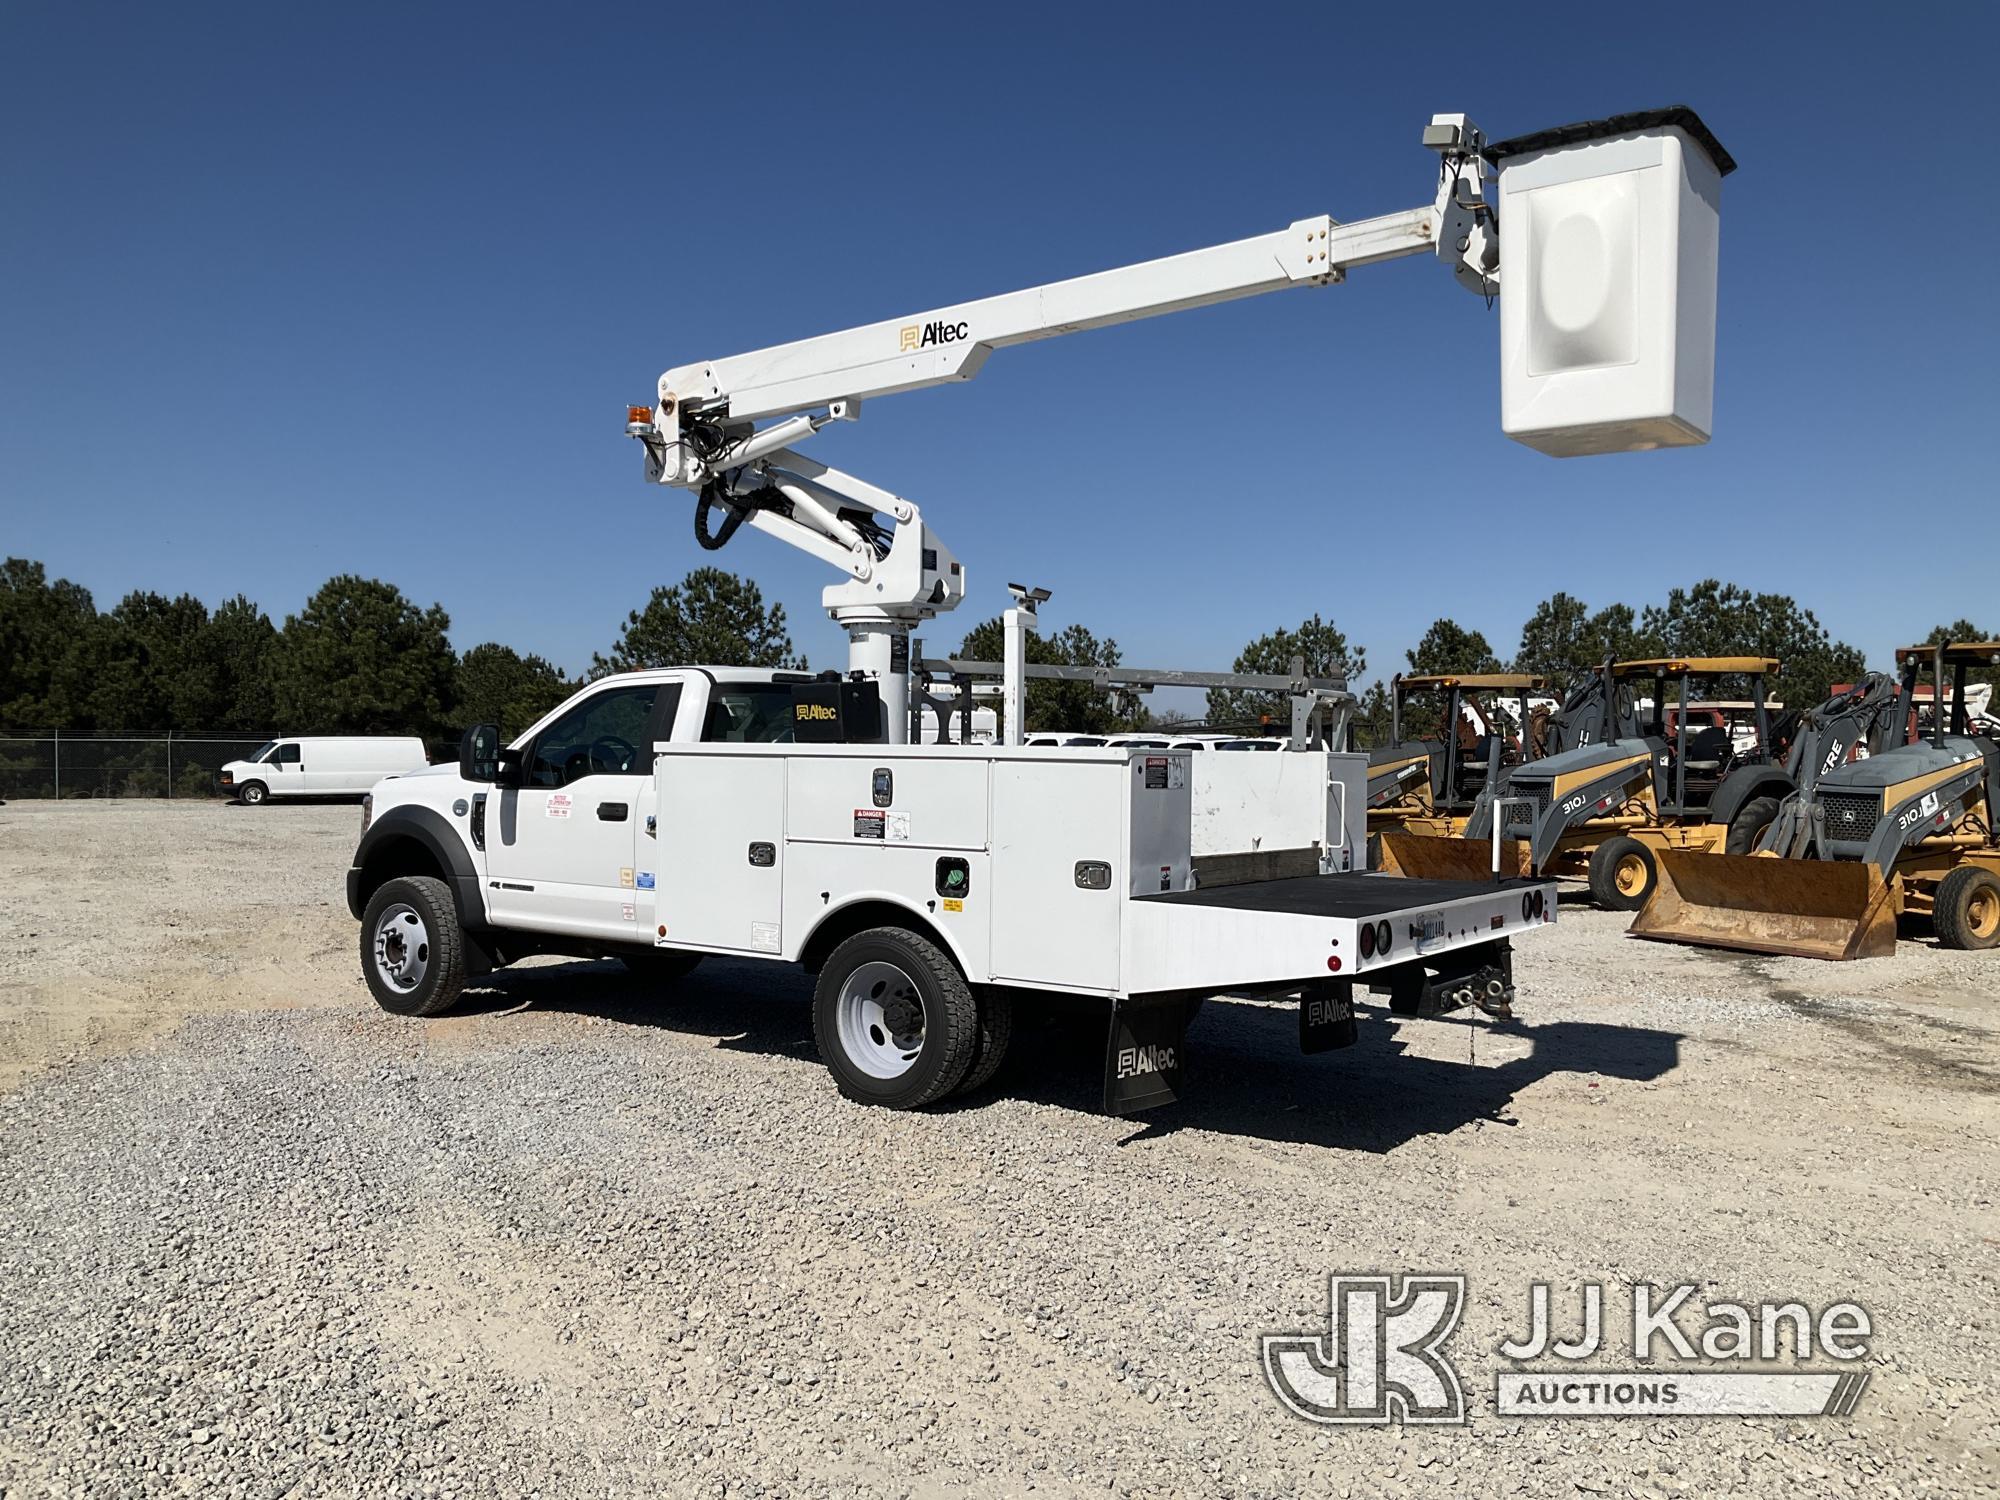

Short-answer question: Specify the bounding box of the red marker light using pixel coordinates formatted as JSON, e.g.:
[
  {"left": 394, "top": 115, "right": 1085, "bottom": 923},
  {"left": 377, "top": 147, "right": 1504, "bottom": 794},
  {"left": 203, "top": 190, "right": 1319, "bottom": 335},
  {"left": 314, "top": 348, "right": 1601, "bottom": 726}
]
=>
[{"left": 1327, "top": 955, "right": 1343, "bottom": 972}]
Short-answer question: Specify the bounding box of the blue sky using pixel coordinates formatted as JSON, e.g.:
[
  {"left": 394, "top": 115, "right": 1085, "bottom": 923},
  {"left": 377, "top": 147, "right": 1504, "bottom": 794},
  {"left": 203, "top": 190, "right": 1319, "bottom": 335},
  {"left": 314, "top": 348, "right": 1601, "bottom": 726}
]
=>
[{"left": 4, "top": 3, "right": 1994, "bottom": 695}]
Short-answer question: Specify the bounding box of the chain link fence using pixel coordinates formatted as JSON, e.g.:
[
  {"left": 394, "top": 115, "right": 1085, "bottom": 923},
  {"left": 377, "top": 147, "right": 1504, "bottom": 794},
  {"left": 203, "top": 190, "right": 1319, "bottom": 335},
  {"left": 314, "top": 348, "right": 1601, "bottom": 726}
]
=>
[{"left": 0, "top": 734, "right": 281, "bottom": 799}]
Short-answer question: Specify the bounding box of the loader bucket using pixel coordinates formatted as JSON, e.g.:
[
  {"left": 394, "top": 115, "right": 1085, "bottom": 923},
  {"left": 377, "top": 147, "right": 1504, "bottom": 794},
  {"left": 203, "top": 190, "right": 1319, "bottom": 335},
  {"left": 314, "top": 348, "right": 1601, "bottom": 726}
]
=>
[
  {"left": 1628, "top": 851, "right": 1898, "bottom": 961},
  {"left": 1375, "top": 832, "right": 1531, "bottom": 882}
]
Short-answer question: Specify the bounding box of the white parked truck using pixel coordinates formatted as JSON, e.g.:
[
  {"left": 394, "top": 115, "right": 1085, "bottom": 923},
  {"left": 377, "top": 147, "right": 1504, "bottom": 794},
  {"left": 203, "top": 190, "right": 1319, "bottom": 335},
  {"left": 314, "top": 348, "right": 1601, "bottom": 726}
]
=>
[
  {"left": 347, "top": 105, "right": 1726, "bottom": 1110},
  {"left": 349, "top": 667, "right": 1554, "bottom": 1111},
  {"left": 224, "top": 736, "right": 429, "bottom": 804}
]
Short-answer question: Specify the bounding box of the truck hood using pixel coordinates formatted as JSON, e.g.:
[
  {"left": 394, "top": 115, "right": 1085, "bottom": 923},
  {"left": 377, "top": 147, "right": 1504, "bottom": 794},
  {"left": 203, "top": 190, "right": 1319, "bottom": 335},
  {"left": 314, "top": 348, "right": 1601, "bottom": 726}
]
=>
[{"left": 385, "top": 763, "right": 461, "bottom": 781}]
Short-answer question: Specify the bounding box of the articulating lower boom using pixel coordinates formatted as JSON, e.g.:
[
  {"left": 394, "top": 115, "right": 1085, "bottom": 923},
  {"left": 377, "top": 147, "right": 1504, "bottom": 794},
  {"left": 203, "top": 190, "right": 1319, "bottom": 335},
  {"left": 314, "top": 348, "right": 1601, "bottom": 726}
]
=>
[{"left": 628, "top": 113, "right": 1503, "bottom": 741}]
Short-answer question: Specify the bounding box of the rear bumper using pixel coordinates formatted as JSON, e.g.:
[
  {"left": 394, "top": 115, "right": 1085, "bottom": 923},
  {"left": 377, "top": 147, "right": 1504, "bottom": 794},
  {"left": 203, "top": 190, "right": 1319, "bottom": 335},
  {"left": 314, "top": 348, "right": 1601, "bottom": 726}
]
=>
[{"left": 1125, "top": 871, "right": 1554, "bottom": 995}]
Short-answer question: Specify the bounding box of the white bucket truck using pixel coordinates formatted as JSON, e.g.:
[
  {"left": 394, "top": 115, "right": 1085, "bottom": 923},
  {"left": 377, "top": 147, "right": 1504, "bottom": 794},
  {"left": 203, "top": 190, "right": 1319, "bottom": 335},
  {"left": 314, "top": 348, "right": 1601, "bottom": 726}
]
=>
[
  {"left": 349, "top": 667, "right": 1551, "bottom": 1111},
  {"left": 347, "top": 106, "right": 1728, "bottom": 1112}
]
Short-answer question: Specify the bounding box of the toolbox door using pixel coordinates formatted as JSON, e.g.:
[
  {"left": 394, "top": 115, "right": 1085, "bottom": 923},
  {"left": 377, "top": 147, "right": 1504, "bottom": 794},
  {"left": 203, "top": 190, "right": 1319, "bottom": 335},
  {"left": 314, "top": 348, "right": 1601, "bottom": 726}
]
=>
[
  {"left": 652, "top": 751, "right": 786, "bottom": 954},
  {"left": 988, "top": 761, "right": 1122, "bottom": 992}
]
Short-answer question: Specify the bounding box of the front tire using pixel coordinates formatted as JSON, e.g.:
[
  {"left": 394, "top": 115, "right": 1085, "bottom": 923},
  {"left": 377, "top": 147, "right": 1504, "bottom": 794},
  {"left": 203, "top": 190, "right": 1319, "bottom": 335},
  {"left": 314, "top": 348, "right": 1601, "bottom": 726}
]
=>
[
  {"left": 239, "top": 780, "right": 268, "bottom": 806},
  {"left": 812, "top": 927, "right": 977, "bottom": 1109},
  {"left": 1934, "top": 866, "right": 2000, "bottom": 951},
  {"left": 1588, "top": 835, "right": 1657, "bottom": 911},
  {"left": 360, "top": 876, "right": 466, "bottom": 1017},
  {"left": 1726, "top": 796, "right": 1782, "bottom": 855}
]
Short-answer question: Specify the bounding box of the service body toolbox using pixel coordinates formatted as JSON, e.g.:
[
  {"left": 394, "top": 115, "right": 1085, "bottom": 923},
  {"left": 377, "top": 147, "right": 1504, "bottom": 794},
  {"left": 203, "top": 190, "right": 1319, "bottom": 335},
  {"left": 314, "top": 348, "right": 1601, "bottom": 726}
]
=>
[{"left": 647, "top": 742, "right": 1549, "bottom": 1112}]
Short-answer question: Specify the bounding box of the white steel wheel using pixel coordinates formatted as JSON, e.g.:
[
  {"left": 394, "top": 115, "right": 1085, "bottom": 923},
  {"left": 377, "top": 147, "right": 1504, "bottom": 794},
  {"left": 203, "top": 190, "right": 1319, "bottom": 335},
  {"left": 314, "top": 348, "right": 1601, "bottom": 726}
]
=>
[
  {"left": 372, "top": 904, "right": 430, "bottom": 996},
  {"left": 239, "top": 781, "right": 268, "bottom": 805},
  {"left": 837, "top": 960, "right": 928, "bottom": 1080},
  {"left": 812, "top": 927, "right": 978, "bottom": 1109},
  {"left": 358, "top": 875, "right": 466, "bottom": 1018}
]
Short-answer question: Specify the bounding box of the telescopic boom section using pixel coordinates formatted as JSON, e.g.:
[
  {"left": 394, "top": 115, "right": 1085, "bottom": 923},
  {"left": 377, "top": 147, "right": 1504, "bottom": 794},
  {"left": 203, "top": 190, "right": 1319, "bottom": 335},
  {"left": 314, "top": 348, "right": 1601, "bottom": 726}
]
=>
[{"left": 627, "top": 114, "right": 1501, "bottom": 741}]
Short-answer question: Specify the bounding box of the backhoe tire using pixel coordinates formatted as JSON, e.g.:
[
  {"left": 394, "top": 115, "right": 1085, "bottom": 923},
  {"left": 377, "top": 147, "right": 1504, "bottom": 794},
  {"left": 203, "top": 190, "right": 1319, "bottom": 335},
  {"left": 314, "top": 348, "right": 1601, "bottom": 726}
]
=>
[
  {"left": 1588, "top": 836, "right": 1657, "bottom": 911},
  {"left": 1934, "top": 866, "right": 2000, "bottom": 951},
  {"left": 360, "top": 876, "right": 466, "bottom": 1018},
  {"left": 617, "top": 948, "right": 704, "bottom": 985},
  {"left": 1726, "top": 796, "right": 1782, "bottom": 856},
  {"left": 813, "top": 927, "right": 978, "bottom": 1109}
]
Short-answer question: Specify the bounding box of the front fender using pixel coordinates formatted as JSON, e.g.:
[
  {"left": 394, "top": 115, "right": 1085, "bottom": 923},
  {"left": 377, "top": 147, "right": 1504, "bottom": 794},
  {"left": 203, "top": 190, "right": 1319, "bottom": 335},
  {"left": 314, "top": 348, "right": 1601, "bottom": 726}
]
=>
[
  {"left": 347, "top": 803, "right": 488, "bottom": 928},
  {"left": 1708, "top": 766, "right": 1794, "bottom": 831}
]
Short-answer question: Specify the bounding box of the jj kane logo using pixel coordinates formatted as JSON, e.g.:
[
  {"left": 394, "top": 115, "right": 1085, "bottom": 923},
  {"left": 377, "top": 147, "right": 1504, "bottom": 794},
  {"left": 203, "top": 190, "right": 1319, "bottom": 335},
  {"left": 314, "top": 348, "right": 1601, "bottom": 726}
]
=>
[
  {"left": 899, "top": 319, "right": 970, "bottom": 352},
  {"left": 1263, "top": 1277, "right": 1873, "bottom": 1425},
  {"left": 1264, "top": 1275, "right": 1468, "bottom": 1425}
]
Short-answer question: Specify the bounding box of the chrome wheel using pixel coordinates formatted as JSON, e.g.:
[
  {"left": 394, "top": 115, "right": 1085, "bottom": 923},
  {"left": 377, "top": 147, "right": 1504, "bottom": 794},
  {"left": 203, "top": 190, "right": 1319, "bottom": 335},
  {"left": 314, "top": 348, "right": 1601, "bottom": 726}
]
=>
[
  {"left": 835, "top": 960, "right": 926, "bottom": 1080},
  {"left": 372, "top": 903, "right": 430, "bottom": 994}
]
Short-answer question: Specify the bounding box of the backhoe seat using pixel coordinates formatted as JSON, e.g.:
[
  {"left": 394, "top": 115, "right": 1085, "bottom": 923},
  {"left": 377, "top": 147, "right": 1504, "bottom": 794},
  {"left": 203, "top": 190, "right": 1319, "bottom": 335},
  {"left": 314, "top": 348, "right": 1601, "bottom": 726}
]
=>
[{"left": 1680, "top": 725, "right": 1731, "bottom": 775}]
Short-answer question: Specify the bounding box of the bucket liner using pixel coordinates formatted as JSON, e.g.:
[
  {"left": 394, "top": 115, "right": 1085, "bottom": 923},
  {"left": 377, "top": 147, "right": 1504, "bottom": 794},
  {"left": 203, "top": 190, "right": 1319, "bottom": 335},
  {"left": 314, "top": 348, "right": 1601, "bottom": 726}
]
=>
[
  {"left": 1629, "top": 850, "right": 1897, "bottom": 961},
  {"left": 1376, "top": 831, "right": 1531, "bottom": 883}
]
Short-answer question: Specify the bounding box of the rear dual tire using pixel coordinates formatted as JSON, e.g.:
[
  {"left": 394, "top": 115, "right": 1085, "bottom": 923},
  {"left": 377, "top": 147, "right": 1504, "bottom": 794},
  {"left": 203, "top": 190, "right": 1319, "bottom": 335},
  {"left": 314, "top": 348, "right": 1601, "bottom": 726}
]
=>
[{"left": 812, "top": 926, "right": 1008, "bottom": 1108}]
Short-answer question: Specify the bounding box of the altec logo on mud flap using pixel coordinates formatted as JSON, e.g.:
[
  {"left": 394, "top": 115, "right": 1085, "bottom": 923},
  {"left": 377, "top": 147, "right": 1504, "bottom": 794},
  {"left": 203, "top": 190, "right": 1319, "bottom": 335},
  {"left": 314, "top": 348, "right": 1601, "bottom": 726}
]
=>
[
  {"left": 899, "top": 320, "right": 970, "bottom": 352},
  {"left": 1306, "top": 994, "right": 1350, "bottom": 1028},
  {"left": 1263, "top": 1277, "right": 1873, "bottom": 1426},
  {"left": 1115, "top": 1043, "right": 1176, "bottom": 1079}
]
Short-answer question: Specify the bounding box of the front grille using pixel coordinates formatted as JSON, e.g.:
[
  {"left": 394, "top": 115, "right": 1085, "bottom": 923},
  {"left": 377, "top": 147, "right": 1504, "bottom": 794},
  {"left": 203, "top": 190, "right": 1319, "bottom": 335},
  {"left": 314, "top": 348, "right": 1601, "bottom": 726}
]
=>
[
  {"left": 1819, "top": 792, "right": 1880, "bottom": 844},
  {"left": 1503, "top": 785, "right": 1549, "bottom": 828}
]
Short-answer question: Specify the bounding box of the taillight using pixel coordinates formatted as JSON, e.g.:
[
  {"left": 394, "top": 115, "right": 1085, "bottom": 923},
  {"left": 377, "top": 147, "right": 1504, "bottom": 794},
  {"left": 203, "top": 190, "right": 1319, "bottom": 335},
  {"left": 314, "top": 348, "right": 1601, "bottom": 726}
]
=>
[
  {"left": 1375, "top": 920, "right": 1393, "bottom": 955},
  {"left": 1359, "top": 922, "right": 1377, "bottom": 959}
]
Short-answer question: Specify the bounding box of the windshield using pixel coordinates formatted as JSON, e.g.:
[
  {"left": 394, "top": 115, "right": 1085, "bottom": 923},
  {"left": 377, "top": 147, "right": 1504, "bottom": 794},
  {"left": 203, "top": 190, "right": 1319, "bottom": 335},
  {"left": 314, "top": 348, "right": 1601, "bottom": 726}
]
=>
[
  {"left": 703, "top": 683, "right": 801, "bottom": 743},
  {"left": 249, "top": 740, "right": 278, "bottom": 763}
]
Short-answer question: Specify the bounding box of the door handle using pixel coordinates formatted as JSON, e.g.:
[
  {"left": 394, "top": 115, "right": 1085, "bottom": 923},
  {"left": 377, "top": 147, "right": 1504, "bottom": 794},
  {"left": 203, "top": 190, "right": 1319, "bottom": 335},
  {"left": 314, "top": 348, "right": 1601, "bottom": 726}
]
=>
[{"left": 597, "top": 802, "right": 629, "bottom": 821}]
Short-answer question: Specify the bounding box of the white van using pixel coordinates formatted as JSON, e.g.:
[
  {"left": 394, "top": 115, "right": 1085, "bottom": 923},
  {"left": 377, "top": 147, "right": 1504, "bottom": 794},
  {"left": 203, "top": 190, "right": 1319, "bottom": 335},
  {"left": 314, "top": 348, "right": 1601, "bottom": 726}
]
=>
[{"left": 220, "top": 737, "right": 430, "bottom": 804}]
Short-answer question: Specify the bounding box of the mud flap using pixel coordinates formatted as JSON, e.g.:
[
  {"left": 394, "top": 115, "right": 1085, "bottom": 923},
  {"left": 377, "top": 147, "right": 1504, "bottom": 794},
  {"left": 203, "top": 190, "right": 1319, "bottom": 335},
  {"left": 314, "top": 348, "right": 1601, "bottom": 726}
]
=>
[
  {"left": 1103, "top": 997, "right": 1189, "bottom": 1115},
  {"left": 1376, "top": 831, "right": 1531, "bottom": 881},
  {"left": 1630, "top": 850, "right": 1898, "bottom": 961},
  {"left": 1299, "top": 979, "right": 1358, "bottom": 1054}
]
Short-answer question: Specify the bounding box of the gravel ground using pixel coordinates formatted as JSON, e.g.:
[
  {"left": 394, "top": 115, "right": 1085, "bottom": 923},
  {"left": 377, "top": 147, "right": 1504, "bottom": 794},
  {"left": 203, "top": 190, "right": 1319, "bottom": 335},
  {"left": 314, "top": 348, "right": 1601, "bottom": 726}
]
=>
[{"left": 1, "top": 800, "right": 1996, "bottom": 1498}]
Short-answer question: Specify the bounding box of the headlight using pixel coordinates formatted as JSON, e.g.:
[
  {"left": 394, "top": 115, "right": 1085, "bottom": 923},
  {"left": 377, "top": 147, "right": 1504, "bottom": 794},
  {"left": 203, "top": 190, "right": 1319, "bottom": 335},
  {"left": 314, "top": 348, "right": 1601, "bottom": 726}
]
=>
[{"left": 360, "top": 793, "right": 373, "bottom": 836}]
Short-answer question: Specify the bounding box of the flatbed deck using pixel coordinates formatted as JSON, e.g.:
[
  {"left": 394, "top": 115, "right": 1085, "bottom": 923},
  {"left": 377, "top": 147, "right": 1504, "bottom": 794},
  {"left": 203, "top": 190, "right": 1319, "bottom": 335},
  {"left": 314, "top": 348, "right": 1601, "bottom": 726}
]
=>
[{"left": 1141, "top": 871, "right": 1538, "bottom": 917}]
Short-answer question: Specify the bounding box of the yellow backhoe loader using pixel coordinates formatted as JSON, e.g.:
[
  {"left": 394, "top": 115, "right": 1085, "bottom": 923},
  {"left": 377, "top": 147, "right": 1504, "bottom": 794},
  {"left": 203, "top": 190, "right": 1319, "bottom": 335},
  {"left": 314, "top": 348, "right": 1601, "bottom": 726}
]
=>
[
  {"left": 1381, "top": 657, "right": 1811, "bottom": 907},
  {"left": 1634, "top": 642, "right": 2000, "bottom": 959},
  {"left": 1365, "top": 673, "right": 1546, "bottom": 839}
]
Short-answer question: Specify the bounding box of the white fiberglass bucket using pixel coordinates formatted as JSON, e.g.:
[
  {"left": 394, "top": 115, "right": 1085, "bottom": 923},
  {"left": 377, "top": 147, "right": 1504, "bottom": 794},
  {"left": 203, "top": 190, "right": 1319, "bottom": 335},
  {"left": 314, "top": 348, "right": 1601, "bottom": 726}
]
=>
[{"left": 1494, "top": 108, "right": 1733, "bottom": 458}]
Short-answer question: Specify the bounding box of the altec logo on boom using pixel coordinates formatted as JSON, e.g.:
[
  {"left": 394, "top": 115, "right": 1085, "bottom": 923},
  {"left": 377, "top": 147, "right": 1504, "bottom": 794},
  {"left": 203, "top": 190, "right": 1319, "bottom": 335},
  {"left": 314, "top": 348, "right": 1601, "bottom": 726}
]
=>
[{"left": 899, "top": 320, "right": 970, "bottom": 352}]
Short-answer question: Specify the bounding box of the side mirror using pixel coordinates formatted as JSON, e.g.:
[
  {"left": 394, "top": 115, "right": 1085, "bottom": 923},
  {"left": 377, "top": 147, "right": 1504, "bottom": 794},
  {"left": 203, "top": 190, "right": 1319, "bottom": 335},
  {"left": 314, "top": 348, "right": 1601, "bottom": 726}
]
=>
[{"left": 459, "top": 723, "right": 501, "bottom": 783}]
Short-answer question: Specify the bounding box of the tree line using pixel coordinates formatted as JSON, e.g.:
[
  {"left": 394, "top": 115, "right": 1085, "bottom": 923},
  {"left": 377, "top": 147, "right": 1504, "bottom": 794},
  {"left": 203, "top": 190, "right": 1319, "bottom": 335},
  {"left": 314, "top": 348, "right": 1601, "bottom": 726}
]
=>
[
  {"left": 0, "top": 559, "right": 802, "bottom": 743},
  {"left": 2, "top": 555, "right": 1985, "bottom": 748}
]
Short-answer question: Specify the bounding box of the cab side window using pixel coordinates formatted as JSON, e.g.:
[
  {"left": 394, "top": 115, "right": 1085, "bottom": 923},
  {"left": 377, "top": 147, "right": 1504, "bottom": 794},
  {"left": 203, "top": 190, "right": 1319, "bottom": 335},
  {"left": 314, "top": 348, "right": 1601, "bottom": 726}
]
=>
[
  {"left": 276, "top": 743, "right": 301, "bottom": 765},
  {"left": 526, "top": 686, "right": 659, "bottom": 788}
]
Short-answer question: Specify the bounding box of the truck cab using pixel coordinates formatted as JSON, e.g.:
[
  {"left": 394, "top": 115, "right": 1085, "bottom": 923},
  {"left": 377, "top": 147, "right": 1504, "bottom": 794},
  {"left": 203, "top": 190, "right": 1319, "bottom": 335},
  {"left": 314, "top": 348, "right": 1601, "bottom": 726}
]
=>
[{"left": 349, "top": 667, "right": 806, "bottom": 961}]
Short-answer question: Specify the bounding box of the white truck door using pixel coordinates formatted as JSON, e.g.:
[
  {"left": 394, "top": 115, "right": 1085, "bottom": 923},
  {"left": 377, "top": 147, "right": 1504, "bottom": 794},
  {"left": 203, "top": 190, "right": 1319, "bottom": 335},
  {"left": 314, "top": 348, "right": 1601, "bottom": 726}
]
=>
[
  {"left": 271, "top": 741, "right": 304, "bottom": 794},
  {"left": 485, "top": 681, "right": 679, "bottom": 940}
]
